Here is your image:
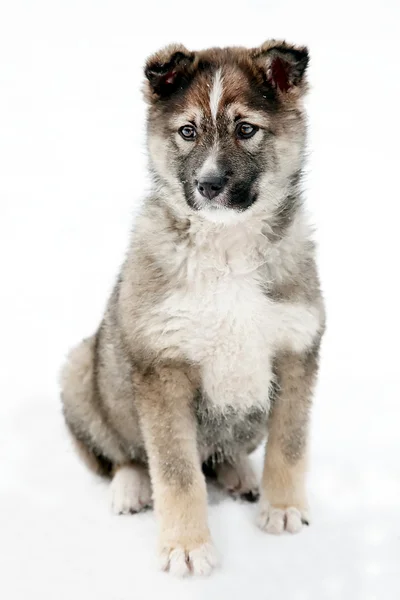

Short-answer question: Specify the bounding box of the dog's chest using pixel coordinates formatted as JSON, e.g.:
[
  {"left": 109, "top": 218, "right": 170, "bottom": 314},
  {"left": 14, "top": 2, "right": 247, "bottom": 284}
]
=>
[
  {"left": 149, "top": 228, "right": 276, "bottom": 410},
  {"left": 168, "top": 268, "right": 270, "bottom": 358}
]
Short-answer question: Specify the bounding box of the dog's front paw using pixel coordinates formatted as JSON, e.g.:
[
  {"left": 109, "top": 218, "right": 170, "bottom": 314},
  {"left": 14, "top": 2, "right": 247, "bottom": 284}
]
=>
[
  {"left": 257, "top": 502, "right": 309, "bottom": 534},
  {"left": 160, "top": 540, "right": 219, "bottom": 577}
]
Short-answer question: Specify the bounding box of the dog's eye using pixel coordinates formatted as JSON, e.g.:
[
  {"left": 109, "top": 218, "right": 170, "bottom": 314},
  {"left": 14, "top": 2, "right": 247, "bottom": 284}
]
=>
[
  {"left": 179, "top": 125, "right": 197, "bottom": 140},
  {"left": 236, "top": 123, "right": 258, "bottom": 139}
]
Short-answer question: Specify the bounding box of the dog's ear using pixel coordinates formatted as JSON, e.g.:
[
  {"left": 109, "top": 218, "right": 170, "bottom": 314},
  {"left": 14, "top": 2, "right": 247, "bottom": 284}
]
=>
[
  {"left": 252, "top": 41, "right": 309, "bottom": 95},
  {"left": 144, "top": 44, "right": 195, "bottom": 102}
]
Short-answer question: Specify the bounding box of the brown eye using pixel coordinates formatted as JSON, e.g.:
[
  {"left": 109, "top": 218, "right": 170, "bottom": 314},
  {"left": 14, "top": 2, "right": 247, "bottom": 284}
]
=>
[
  {"left": 179, "top": 125, "right": 197, "bottom": 140},
  {"left": 236, "top": 122, "right": 258, "bottom": 139}
]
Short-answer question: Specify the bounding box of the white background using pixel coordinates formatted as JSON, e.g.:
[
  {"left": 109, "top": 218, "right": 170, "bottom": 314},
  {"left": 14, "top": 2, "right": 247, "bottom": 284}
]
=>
[{"left": 1, "top": 1, "right": 399, "bottom": 598}]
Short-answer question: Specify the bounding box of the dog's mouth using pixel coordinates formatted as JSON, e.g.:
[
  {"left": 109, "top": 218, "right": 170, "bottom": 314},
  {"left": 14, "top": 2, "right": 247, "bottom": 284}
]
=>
[
  {"left": 191, "top": 190, "right": 258, "bottom": 212},
  {"left": 202, "top": 192, "right": 229, "bottom": 209}
]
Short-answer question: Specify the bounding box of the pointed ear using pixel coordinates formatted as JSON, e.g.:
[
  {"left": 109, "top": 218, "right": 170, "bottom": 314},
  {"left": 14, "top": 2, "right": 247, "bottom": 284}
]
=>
[
  {"left": 252, "top": 41, "right": 309, "bottom": 95},
  {"left": 144, "top": 44, "right": 195, "bottom": 102}
]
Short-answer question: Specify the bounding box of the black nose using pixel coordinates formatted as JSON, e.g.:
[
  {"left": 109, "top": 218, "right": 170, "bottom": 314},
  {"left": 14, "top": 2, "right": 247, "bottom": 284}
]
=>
[{"left": 197, "top": 177, "right": 225, "bottom": 200}]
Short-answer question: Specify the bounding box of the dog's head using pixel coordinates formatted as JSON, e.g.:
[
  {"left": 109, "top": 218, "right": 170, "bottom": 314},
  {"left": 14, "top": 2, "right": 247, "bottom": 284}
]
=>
[{"left": 144, "top": 41, "right": 309, "bottom": 223}]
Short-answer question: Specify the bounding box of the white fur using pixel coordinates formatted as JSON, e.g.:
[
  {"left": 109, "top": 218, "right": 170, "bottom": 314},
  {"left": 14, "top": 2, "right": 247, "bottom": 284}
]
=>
[
  {"left": 209, "top": 69, "right": 223, "bottom": 121},
  {"left": 160, "top": 542, "right": 219, "bottom": 577},
  {"left": 257, "top": 504, "right": 308, "bottom": 534},
  {"left": 148, "top": 134, "right": 184, "bottom": 197},
  {"left": 144, "top": 213, "right": 322, "bottom": 412},
  {"left": 110, "top": 465, "right": 152, "bottom": 515},
  {"left": 199, "top": 206, "right": 250, "bottom": 225}
]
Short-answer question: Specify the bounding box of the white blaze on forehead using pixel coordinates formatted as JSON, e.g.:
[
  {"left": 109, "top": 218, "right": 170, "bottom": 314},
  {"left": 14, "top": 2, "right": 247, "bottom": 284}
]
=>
[{"left": 209, "top": 68, "right": 224, "bottom": 122}]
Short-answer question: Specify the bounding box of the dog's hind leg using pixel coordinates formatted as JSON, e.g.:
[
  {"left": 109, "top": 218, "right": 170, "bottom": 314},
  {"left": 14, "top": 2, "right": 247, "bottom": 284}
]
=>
[
  {"left": 213, "top": 455, "right": 259, "bottom": 502},
  {"left": 110, "top": 463, "right": 152, "bottom": 514},
  {"left": 61, "top": 334, "right": 128, "bottom": 476}
]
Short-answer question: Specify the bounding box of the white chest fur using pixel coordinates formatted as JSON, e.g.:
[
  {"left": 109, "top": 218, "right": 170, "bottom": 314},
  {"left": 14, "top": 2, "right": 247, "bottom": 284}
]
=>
[{"left": 146, "top": 219, "right": 320, "bottom": 411}]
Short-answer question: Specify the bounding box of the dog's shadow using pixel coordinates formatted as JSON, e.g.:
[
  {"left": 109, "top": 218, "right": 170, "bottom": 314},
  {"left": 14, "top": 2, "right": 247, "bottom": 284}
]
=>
[
  {"left": 206, "top": 479, "right": 228, "bottom": 506},
  {"left": 202, "top": 462, "right": 226, "bottom": 506}
]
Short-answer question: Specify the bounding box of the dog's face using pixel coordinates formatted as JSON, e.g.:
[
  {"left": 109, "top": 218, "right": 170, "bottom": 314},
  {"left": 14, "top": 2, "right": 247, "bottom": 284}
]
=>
[{"left": 144, "top": 41, "right": 309, "bottom": 223}]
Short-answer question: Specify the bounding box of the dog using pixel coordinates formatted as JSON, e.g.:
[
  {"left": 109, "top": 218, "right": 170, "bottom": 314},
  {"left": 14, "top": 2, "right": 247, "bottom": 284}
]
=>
[{"left": 61, "top": 40, "right": 325, "bottom": 577}]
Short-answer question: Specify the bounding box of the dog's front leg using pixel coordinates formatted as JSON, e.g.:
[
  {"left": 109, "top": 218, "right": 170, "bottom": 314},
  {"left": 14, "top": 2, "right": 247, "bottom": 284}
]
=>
[
  {"left": 258, "top": 346, "right": 320, "bottom": 534},
  {"left": 134, "top": 365, "right": 218, "bottom": 577}
]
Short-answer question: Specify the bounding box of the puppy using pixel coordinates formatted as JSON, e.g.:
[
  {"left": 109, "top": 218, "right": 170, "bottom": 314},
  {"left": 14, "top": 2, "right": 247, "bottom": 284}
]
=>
[{"left": 61, "top": 40, "right": 325, "bottom": 577}]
